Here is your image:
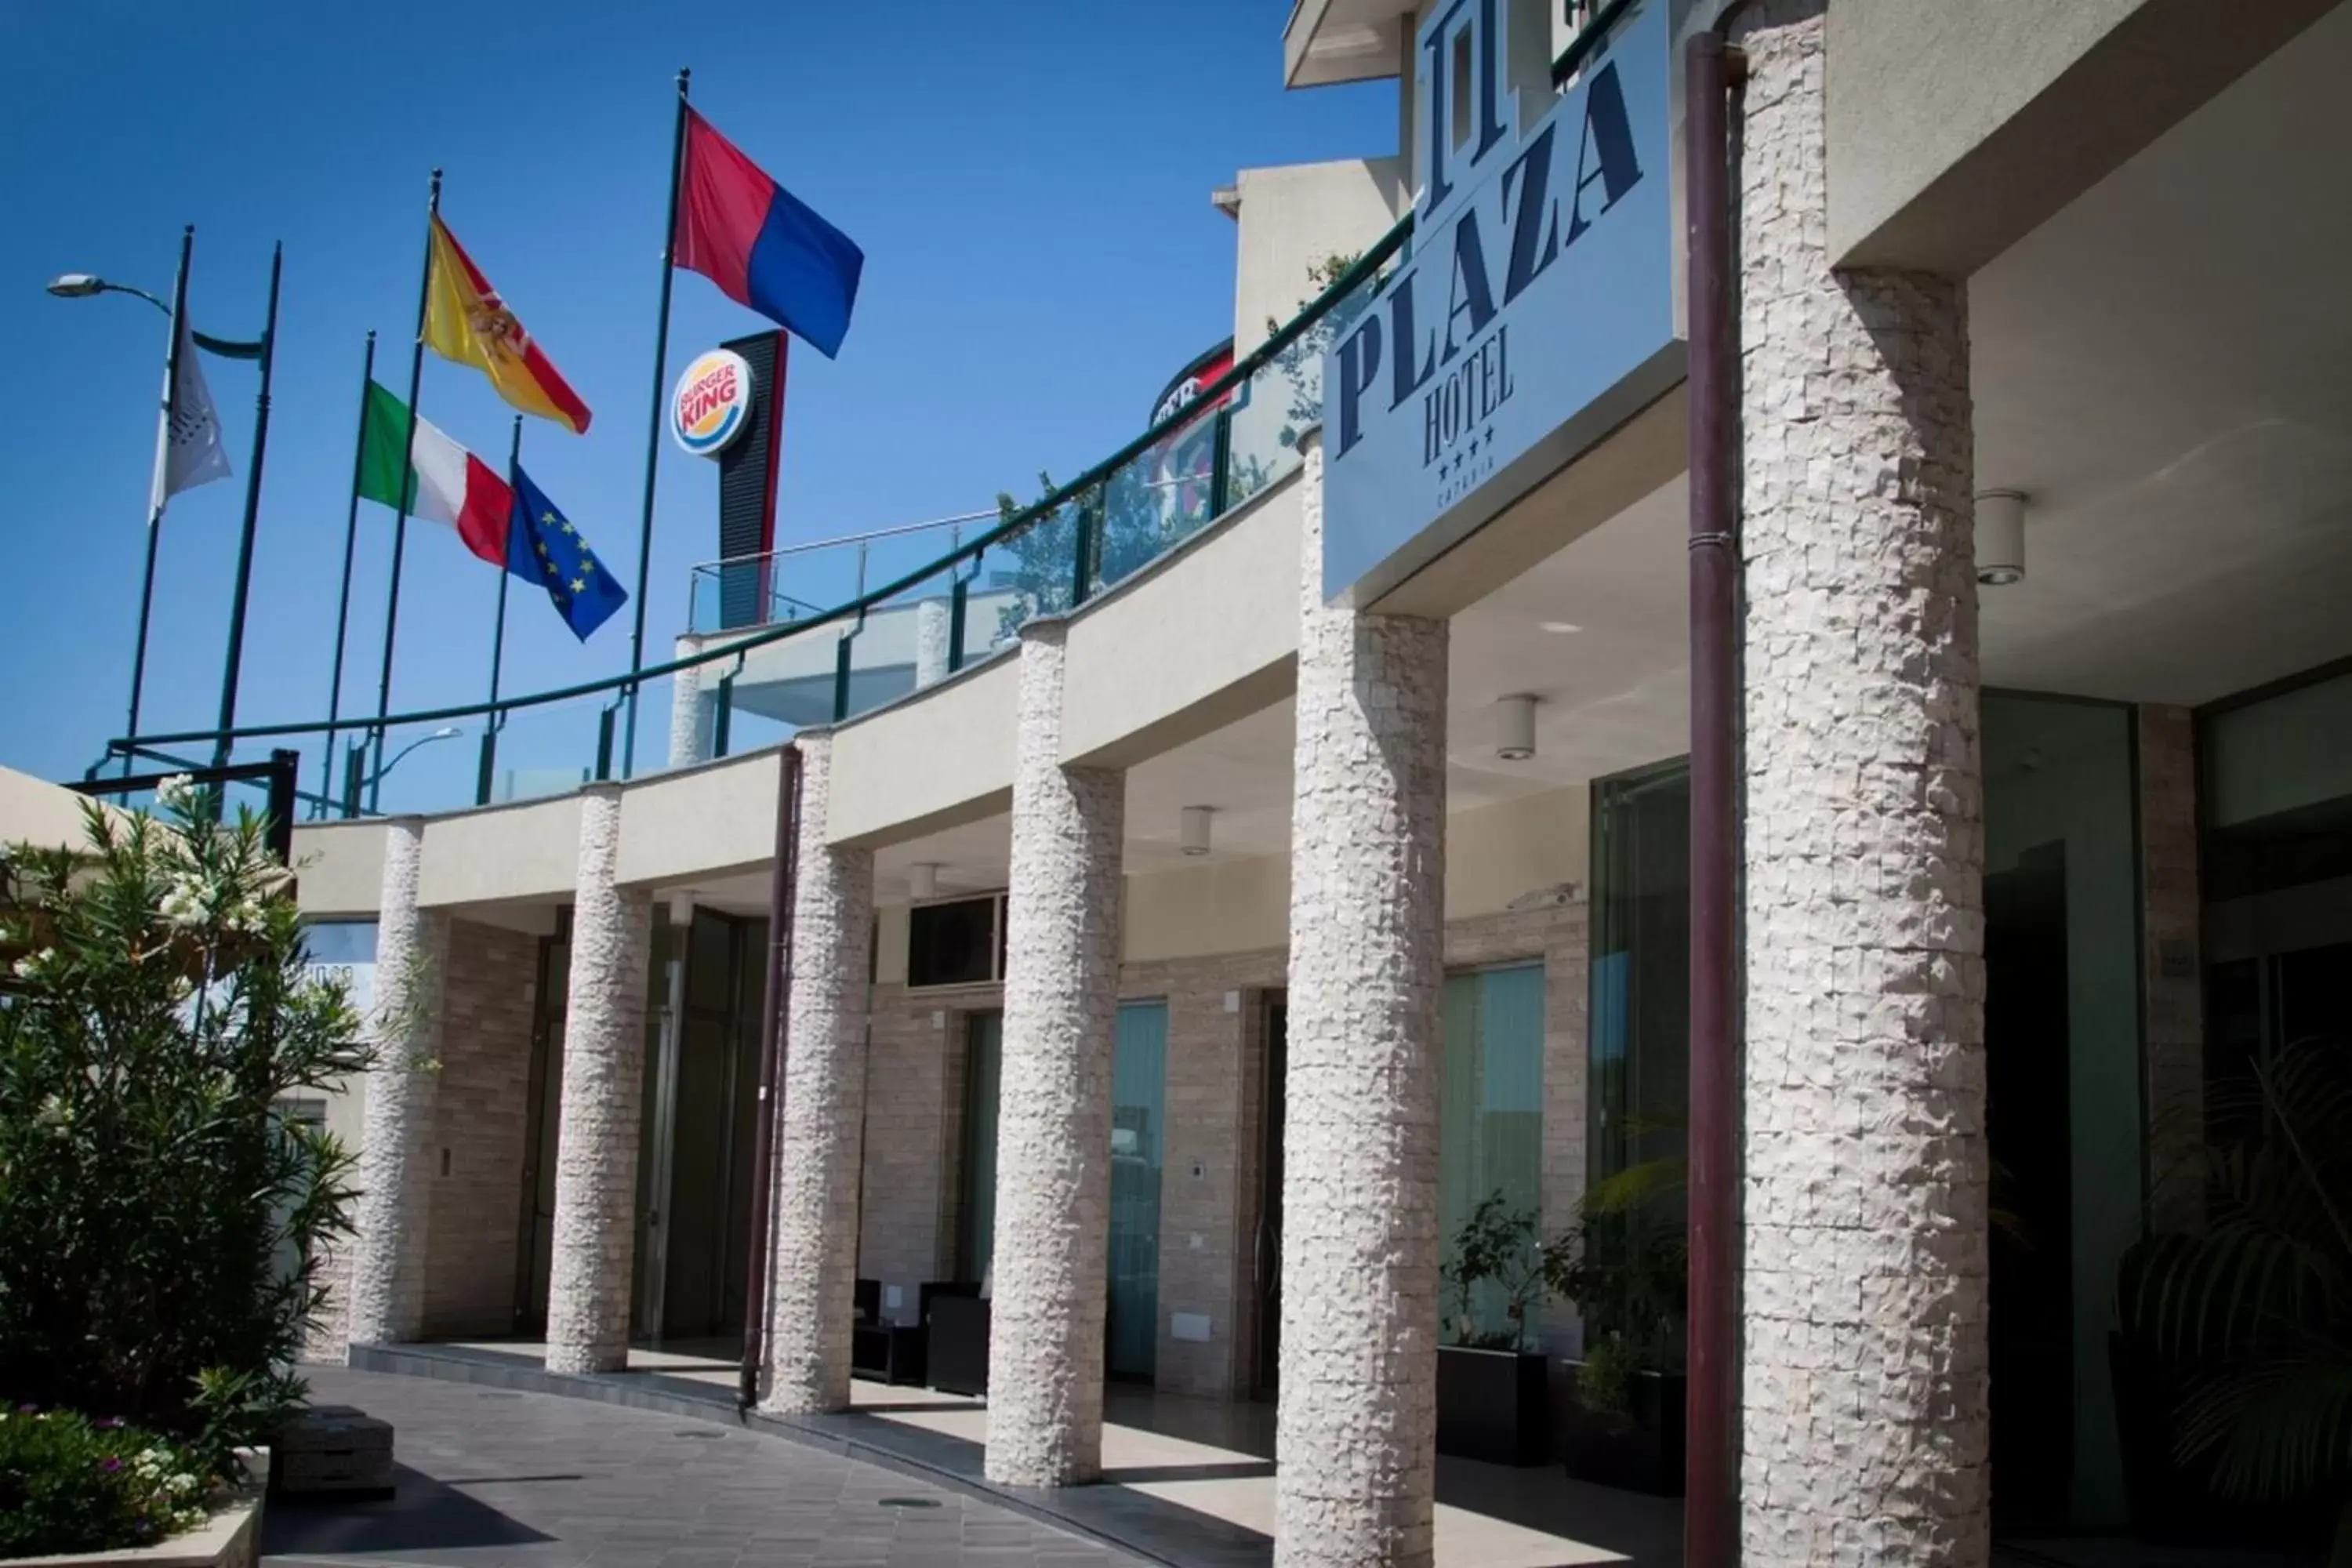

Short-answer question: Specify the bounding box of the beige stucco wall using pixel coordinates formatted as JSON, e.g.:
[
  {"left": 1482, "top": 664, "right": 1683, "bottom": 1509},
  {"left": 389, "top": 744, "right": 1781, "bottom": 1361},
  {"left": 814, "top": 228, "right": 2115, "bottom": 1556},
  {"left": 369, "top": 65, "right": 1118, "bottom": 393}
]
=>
[
  {"left": 293, "top": 819, "right": 391, "bottom": 918},
  {"left": 1229, "top": 158, "right": 1404, "bottom": 359},
  {"left": 826, "top": 656, "right": 1018, "bottom": 848},
  {"left": 615, "top": 750, "right": 779, "bottom": 887},
  {"left": 1061, "top": 477, "right": 1305, "bottom": 771},
  {"left": 418, "top": 795, "right": 583, "bottom": 909},
  {"left": 0, "top": 765, "right": 122, "bottom": 854}
]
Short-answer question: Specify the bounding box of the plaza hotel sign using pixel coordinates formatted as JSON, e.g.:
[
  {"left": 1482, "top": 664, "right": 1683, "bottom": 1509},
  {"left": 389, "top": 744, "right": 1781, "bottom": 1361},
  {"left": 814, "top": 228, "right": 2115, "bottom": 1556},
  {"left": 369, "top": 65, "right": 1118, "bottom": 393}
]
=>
[{"left": 1322, "top": 0, "right": 1678, "bottom": 603}]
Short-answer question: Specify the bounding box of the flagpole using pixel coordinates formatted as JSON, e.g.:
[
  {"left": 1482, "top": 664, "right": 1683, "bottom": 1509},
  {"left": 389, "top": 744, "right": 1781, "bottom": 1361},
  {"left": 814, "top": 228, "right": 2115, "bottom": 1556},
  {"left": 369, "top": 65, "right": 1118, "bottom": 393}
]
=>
[
  {"left": 210, "top": 239, "right": 282, "bottom": 771},
  {"left": 478, "top": 414, "right": 522, "bottom": 806},
  {"left": 623, "top": 66, "right": 691, "bottom": 780},
  {"left": 321, "top": 329, "right": 378, "bottom": 815},
  {"left": 123, "top": 224, "right": 194, "bottom": 776},
  {"left": 370, "top": 168, "right": 441, "bottom": 813}
]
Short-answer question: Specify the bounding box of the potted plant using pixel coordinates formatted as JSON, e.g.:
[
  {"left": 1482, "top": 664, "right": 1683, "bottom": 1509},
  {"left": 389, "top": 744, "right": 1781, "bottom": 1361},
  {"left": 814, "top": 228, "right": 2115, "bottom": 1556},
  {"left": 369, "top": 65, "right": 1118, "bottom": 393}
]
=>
[
  {"left": 1436, "top": 1192, "right": 1571, "bottom": 1466},
  {"left": 2111, "top": 1036, "right": 2349, "bottom": 1559},
  {"left": 1556, "top": 1168, "right": 1689, "bottom": 1494}
]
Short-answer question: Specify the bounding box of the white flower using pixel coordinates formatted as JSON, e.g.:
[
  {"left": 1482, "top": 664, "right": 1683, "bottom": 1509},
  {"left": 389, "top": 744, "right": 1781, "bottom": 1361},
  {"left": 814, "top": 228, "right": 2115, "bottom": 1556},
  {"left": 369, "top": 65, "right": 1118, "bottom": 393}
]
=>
[{"left": 156, "top": 774, "right": 196, "bottom": 810}]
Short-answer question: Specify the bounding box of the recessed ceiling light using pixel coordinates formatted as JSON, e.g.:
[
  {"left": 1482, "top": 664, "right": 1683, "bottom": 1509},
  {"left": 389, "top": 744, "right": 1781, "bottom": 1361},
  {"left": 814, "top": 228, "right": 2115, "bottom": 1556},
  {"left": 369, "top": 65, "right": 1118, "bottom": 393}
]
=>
[{"left": 1540, "top": 620, "right": 1582, "bottom": 634}]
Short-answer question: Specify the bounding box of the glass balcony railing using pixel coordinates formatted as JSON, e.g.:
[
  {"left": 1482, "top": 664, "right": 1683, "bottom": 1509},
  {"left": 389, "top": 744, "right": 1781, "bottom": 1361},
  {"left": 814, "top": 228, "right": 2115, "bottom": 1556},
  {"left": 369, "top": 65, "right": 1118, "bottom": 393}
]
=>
[{"left": 100, "top": 211, "right": 1414, "bottom": 819}]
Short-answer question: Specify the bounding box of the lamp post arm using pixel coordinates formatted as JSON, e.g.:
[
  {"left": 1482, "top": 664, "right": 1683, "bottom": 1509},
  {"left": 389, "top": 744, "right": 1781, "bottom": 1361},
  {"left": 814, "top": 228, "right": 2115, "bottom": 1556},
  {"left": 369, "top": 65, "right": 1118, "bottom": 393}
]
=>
[{"left": 91, "top": 280, "right": 262, "bottom": 357}]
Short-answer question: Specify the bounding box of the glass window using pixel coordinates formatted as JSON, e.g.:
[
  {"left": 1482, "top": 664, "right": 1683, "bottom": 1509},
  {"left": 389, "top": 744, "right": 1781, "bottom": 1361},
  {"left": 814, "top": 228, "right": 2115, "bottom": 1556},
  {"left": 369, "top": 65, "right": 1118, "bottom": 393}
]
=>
[
  {"left": 1588, "top": 763, "right": 1690, "bottom": 1214},
  {"left": 2203, "top": 668, "right": 2352, "bottom": 1133},
  {"left": 1981, "top": 693, "right": 2141, "bottom": 1530},
  {"left": 1108, "top": 1001, "right": 1168, "bottom": 1380},
  {"left": 1439, "top": 964, "right": 1546, "bottom": 1343},
  {"left": 909, "top": 895, "right": 1000, "bottom": 989}
]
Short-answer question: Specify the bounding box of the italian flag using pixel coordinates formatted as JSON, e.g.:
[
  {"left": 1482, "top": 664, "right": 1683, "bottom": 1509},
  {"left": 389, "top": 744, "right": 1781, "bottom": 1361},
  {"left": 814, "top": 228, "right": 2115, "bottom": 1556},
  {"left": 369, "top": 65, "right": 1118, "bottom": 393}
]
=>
[{"left": 357, "top": 381, "right": 513, "bottom": 566}]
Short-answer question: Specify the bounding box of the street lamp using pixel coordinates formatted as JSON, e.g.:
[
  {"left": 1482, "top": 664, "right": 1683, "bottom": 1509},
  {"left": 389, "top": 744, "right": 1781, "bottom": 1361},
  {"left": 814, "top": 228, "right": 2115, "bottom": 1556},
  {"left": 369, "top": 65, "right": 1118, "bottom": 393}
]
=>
[
  {"left": 51, "top": 234, "right": 276, "bottom": 783},
  {"left": 49, "top": 271, "right": 259, "bottom": 356},
  {"left": 367, "top": 727, "right": 465, "bottom": 789}
]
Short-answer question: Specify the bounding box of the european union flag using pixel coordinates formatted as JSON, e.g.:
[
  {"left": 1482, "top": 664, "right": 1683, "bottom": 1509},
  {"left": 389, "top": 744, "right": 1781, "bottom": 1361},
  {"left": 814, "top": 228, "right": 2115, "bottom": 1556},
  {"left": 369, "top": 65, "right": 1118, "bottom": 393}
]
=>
[{"left": 506, "top": 465, "right": 628, "bottom": 642}]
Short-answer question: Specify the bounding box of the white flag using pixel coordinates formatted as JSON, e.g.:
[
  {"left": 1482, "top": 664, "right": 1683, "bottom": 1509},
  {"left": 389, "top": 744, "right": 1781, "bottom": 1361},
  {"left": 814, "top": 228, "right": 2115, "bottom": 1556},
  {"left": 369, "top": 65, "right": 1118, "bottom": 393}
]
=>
[{"left": 148, "top": 316, "right": 231, "bottom": 513}]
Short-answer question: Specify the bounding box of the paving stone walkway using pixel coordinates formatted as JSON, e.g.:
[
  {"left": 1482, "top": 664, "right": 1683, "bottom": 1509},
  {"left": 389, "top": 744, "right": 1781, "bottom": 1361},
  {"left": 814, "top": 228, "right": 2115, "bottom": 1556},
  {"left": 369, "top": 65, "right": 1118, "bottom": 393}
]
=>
[{"left": 265, "top": 1367, "right": 1145, "bottom": 1568}]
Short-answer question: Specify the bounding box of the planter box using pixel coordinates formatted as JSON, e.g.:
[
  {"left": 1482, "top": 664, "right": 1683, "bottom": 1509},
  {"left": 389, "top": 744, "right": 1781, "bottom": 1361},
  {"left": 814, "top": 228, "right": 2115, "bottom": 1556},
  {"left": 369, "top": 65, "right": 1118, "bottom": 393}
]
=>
[
  {"left": 1436, "top": 1346, "right": 1549, "bottom": 1466},
  {"left": 9, "top": 1451, "right": 266, "bottom": 1568},
  {"left": 927, "top": 1294, "right": 990, "bottom": 1396},
  {"left": 1559, "top": 1361, "right": 1684, "bottom": 1494}
]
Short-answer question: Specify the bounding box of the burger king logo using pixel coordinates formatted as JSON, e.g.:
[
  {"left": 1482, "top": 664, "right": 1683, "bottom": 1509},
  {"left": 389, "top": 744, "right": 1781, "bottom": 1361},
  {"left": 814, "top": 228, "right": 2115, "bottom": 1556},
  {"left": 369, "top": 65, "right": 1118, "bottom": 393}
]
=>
[{"left": 670, "top": 349, "right": 755, "bottom": 459}]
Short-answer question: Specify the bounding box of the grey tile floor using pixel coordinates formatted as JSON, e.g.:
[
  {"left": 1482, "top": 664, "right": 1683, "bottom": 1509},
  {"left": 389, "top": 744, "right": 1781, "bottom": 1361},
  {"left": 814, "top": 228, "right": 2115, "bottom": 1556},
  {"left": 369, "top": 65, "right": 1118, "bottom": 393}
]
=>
[{"left": 263, "top": 1368, "right": 1145, "bottom": 1568}]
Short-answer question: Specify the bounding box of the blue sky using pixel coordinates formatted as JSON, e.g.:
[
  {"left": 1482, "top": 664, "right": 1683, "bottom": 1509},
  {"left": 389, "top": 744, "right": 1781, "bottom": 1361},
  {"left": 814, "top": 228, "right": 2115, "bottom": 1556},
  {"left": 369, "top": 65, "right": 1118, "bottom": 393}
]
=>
[{"left": 0, "top": 2, "right": 1392, "bottom": 800}]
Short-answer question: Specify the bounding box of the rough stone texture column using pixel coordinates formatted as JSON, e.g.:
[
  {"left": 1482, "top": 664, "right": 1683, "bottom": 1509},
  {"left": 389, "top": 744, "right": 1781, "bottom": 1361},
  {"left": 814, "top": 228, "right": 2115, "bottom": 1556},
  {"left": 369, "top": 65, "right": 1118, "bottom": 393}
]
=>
[
  {"left": 1275, "top": 434, "right": 1449, "bottom": 1568},
  {"left": 983, "top": 620, "right": 1126, "bottom": 1487},
  {"left": 1735, "top": 3, "right": 1990, "bottom": 1563},
  {"left": 544, "top": 786, "right": 654, "bottom": 1375},
  {"left": 347, "top": 818, "right": 449, "bottom": 1348},
  {"left": 2138, "top": 703, "right": 2205, "bottom": 1231},
  {"left": 667, "top": 658, "right": 716, "bottom": 769},
  {"left": 761, "top": 733, "right": 876, "bottom": 1415},
  {"left": 914, "top": 597, "right": 952, "bottom": 691}
]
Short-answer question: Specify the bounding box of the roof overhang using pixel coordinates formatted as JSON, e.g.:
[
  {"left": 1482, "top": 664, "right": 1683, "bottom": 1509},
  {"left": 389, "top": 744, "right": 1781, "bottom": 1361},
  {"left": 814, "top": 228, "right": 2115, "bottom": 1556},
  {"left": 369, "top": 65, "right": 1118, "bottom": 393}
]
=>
[{"left": 1283, "top": 0, "right": 1411, "bottom": 88}]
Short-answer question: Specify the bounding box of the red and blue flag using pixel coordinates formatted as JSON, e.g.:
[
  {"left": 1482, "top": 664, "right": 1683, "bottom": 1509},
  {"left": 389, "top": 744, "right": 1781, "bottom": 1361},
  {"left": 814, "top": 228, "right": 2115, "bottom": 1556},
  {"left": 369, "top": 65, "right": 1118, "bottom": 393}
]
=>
[{"left": 673, "top": 107, "right": 864, "bottom": 358}]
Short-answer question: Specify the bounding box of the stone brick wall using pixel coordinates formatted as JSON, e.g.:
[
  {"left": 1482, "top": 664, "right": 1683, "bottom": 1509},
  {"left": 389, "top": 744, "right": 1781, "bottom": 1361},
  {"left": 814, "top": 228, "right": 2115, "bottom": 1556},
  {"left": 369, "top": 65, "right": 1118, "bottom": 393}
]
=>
[
  {"left": 419, "top": 918, "right": 541, "bottom": 1338},
  {"left": 2139, "top": 704, "right": 2205, "bottom": 1231},
  {"left": 858, "top": 979, "right": 1004, "bottom": 1320}
]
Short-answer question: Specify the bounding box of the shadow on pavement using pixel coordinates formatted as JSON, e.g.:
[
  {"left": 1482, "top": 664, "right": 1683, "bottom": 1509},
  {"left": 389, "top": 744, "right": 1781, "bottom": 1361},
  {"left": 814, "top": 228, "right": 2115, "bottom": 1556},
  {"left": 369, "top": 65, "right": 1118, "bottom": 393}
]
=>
[{"left": 261, "top": 1463, "right": 555, "bottom": 1555}]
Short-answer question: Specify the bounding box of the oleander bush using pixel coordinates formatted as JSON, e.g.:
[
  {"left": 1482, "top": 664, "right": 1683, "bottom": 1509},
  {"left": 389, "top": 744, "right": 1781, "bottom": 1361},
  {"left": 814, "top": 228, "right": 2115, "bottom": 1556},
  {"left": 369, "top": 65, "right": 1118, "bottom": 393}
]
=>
[{"left": 0, "top": 781, "right": 372, "bottom": 1549}]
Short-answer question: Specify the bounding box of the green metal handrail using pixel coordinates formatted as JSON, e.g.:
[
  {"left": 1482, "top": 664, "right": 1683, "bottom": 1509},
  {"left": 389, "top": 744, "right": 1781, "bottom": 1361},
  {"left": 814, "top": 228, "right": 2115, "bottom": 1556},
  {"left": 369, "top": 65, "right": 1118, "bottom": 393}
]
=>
[{"left": 109, "top": 210, "right": 1413, "bottom": 761}]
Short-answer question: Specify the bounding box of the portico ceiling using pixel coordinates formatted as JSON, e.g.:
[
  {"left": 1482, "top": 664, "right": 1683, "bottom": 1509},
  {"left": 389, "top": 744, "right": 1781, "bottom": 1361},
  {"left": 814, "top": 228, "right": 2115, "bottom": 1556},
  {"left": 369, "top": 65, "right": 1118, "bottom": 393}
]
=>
[{"left": 1971, "top": 0, "right": 2352, "bottom": 705}]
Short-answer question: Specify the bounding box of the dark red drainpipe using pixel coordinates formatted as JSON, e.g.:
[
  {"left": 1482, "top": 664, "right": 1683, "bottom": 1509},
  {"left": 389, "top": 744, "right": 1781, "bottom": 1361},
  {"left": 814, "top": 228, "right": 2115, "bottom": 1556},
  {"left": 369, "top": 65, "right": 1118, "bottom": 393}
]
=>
[
  {"left": 1684, "top": 21, "right": 1745, "bottom": 1568},
  {"left": 739, "top": 743, "right": 803, "bottom": 1410}
]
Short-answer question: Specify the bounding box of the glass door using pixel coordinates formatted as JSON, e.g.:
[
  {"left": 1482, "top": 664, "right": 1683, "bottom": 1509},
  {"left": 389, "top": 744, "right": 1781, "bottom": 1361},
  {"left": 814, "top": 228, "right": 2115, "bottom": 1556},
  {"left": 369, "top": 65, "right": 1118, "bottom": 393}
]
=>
[
  {"left": 1107, "top": 1001, "right": 1168, "bottom": 1380},
  {"left": 957, "top": 1012, "right": 1004, "bottom": 1284}
]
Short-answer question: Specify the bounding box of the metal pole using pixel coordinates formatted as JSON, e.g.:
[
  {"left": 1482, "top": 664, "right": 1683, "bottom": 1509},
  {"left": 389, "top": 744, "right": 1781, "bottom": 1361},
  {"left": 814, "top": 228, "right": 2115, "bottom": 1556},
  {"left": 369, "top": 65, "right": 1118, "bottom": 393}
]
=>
[
  {"left": 322, "top": 330, "right": 378, "bottom": 813},
  {"left": 125, "top": 225, "right": 195, "bottom": 776},
  {"left": 212, "top": 240, "right": 283, "bottom": 770},
  {"left": 739, "top": 743, "right": 801, "bottom": 1408},
  {"left": 1682, "top": 28, "right": 1742, "bottom": 1568},
  {"left": 477, "top": 415, "right": 522, "bottom": 805},
  {"left": 624, "top": 68, "right": 692, "bottom": 780},
  {"left": 370, "top": 169, "right": 442, "bottom": 812},
  {"left": 264, "top": 748, "right": 299, "bottom": 865}
]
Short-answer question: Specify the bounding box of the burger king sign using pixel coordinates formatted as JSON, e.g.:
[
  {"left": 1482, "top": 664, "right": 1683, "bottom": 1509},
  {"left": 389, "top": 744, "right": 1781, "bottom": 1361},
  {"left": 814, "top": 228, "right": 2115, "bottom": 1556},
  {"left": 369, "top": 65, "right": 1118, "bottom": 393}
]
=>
[{"left": 670, "top": 348, "right": 755, "bottom": 459}]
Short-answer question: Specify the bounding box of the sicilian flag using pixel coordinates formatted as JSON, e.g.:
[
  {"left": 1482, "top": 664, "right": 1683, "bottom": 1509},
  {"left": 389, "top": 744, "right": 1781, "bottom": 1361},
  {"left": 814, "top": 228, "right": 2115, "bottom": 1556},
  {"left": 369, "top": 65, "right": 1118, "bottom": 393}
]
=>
[
  {"left": 673, "top": 107, "right": 864, "bottom": 358},
  {"left": 355, "top": 381, "right": 513, "bottom": 565},
  {"left": 422, "top": 215, "right": 593, "bottom": 433}
]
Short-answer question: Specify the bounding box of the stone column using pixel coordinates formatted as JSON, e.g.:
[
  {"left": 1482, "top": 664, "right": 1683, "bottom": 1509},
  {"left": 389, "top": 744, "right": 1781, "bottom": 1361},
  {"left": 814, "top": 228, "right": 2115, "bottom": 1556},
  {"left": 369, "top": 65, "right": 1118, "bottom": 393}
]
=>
[
  {"left": 347, "top": 817, "right": 448, "bottom": 1347},
  {"left": 1275, "top": 434, "right": 1449, "bottom": 1568},
  {"left": 1735, "top": 4, "right": 1990, "bottom": 1563},
  {"left": 983, "top": 619, "right": 1126, "bottom": 1487},
  {"left": 544, "top": 785, "right": 655, "bottom": 1375},
  {"left": 668, "top": 657, "right": 717, "bottom": 769},
  {"left": 914, "top": 597, "right": 953, "bottom": 691},
  {"left": 761, "top": 732, "right": 876, "bottom": 1414}
]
